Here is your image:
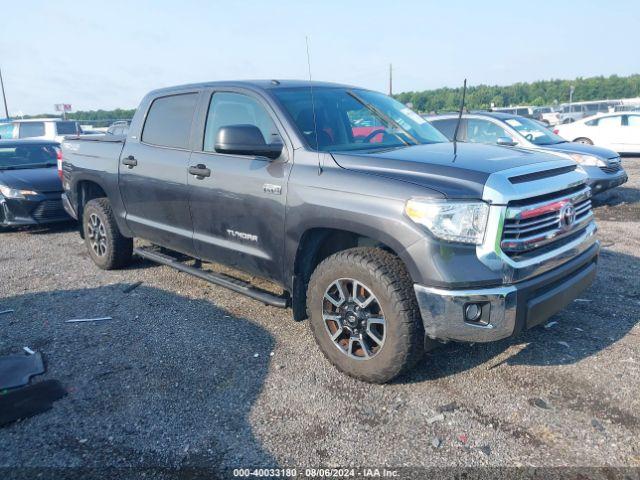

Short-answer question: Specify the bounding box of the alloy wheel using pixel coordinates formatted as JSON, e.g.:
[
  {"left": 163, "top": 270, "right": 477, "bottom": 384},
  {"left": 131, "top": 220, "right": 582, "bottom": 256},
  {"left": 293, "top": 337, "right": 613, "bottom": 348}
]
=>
[
  {"left": 322, "top": 278, "right": 386, "bottom": 360},
  {"left": 87, "top": 213, "right": 108, "bottom": 257}
]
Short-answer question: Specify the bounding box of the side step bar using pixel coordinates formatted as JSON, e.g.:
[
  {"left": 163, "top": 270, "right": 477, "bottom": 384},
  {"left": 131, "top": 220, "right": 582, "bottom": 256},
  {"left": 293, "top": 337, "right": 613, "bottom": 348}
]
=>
[{"left": 133, "top": 247, "right": 289, "bottom": 308}]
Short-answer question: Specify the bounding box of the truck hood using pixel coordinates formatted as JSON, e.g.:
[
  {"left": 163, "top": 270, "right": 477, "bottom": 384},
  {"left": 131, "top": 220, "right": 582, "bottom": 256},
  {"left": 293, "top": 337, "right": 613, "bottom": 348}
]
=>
[
  {"left": 0, "top": 166, "right": 62, "bottom": 193},
  {"left": 331, "top": 142, "right": 565, "bottom": 198},
  {"left": 539, "top": 141, "right": 619, "bottom": 160}
]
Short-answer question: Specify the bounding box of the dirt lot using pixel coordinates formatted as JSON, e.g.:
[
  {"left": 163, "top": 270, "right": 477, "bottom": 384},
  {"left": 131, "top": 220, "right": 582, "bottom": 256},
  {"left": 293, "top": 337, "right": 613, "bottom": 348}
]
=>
[{"left": 1, "top": 158, "right": 639, "bottom": 477}]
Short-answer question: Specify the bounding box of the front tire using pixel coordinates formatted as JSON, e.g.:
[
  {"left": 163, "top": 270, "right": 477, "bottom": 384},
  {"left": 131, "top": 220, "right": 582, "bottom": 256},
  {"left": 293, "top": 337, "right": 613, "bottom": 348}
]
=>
[
  {"left": 307, "top": 248, "right": 424, "bottom": 383},
  {"left": 82, "top": 198, "right": 132, "bottom": 270},
  {"left": 574, "top": 137, "right": 593, "bottom": 145}
]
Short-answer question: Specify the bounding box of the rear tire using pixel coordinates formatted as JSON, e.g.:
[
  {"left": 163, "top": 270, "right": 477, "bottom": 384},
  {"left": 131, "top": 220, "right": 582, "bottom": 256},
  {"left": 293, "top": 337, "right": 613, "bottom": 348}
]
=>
[
  {"left": 574, "top": 137, "right": 593, "bottom": 145},
  {"left": 82, "top": 198, "right": 132, "bottom": 270},
  {"left": 307, "top": 247, "right": 424, "bottom": 383}
]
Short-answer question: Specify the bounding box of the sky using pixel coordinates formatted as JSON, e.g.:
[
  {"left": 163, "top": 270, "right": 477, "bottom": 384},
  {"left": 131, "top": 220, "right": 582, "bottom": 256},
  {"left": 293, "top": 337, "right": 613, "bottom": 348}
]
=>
[{"left": 1, "top": 0, "right": 639, "bottom": 115}]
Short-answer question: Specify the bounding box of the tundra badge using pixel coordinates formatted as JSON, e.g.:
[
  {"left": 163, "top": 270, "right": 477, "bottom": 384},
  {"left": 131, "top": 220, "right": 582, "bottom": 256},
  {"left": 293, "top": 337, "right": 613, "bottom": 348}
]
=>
[{"left": 227, "top": 229, "right": 259, "bottom": 243}]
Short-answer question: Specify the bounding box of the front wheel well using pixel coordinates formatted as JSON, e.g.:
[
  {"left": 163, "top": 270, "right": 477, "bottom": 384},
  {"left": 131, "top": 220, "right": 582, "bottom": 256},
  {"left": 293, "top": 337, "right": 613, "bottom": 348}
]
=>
[{"left": 291, "top": 228, "right": 405, "bottom": 321}]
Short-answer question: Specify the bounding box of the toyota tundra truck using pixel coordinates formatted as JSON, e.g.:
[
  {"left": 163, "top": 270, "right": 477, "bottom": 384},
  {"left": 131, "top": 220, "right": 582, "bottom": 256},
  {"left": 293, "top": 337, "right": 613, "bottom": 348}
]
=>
[{"left": 60, "top": 81, "right": 599, "bottom": 383}]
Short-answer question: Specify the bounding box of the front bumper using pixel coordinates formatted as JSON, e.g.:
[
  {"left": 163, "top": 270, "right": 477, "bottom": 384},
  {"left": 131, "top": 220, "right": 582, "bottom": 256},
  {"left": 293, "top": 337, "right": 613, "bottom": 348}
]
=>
[
  {"left": 414, "top": 242, "right": 599, "bottom": 343},
  {"left": 585, "top": 168, "right": 628, "bottom": 195},
  {"left": 0, "top": 192, "right": 71, "bottom": 227}
]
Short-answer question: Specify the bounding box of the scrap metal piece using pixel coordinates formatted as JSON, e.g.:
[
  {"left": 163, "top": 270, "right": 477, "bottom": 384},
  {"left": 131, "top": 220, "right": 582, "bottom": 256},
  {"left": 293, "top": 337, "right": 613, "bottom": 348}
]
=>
[
  {"left": 65, "top": 317, "right": 113, "bottom": 323},
  {"left": 0, "top": 353, "right": 45, "bottom": 389},
  {"left": 122, "top": 281, "right": 142, "bottom": 294},
  {"left": 0, "top": 309, "right": 14, "bottom": 316}
]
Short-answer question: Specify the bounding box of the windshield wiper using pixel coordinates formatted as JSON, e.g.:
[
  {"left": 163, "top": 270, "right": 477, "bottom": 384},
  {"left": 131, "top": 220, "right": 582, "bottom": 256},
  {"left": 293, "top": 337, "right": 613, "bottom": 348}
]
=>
[{"left": 346, "top": 91, "right": 420, "bottom": 146}]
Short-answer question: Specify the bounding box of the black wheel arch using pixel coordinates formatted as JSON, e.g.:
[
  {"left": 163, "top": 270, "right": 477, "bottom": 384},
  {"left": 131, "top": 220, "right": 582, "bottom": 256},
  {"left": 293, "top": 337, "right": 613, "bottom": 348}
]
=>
[{"left": 290, "top": 227, "right": 414, "bottom": 321}]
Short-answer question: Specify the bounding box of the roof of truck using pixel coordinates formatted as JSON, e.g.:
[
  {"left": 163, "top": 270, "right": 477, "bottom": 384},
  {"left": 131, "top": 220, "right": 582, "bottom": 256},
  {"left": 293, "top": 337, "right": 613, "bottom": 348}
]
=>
[{"left": 147, "top": 79, "right": 361, "bottom": 96}]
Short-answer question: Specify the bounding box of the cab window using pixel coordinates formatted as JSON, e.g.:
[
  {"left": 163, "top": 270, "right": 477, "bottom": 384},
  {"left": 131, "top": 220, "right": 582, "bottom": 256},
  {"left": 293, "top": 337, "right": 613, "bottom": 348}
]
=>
[
  {"left": 429, "top": 118, "right": 459, "bottom": 140},
  {"left": 141, "top": 93, "right": 199, "bottom": 149},
  {"left": 465, "top": 119, "right": 510, "bottom": 144},
  {"left": 18, "top": 122, "right": 45, "bottom": 138},
  {"left": 203, "top": 92, "right": 280, "bottom": 153}
]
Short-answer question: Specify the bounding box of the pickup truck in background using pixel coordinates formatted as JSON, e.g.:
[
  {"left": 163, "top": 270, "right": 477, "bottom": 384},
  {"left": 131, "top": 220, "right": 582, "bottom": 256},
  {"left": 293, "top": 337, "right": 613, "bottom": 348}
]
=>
[{"left": 60, "top": 81, "right": 599, "bottom": 383}]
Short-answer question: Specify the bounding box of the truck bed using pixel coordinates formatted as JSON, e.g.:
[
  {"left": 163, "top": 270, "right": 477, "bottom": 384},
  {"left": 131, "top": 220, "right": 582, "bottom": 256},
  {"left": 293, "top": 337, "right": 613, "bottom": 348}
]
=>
[{"left": 61, "top": 134, "right": 125, "bottom": 169}]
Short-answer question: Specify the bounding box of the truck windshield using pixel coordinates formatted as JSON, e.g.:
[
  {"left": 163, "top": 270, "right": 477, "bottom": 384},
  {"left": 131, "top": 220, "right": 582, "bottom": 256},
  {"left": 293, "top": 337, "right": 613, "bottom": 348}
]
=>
[
  {"left": 0, "top": 145, "right": 58, "bottom": 170},
  {"left": 272, "top": 87, "right": 448, "bottom": 151},
  {"left": 504, "top": 117, "right": 566, "bottom": 146}
]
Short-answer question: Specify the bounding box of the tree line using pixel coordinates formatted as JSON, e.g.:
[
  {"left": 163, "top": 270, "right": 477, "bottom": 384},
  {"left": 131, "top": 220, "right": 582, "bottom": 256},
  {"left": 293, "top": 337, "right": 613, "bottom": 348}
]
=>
[
  {"left": 394, "top": 74, "right": 640, "bottom": 113},
  {"left": 20, "top": 73, "right": 640, "bottom": 121}
]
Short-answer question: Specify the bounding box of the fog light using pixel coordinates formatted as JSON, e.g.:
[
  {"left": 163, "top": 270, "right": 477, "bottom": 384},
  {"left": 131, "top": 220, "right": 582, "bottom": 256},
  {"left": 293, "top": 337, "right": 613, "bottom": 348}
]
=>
[{"left": 464, "top": 303, "right": 482, "bottom": 322}]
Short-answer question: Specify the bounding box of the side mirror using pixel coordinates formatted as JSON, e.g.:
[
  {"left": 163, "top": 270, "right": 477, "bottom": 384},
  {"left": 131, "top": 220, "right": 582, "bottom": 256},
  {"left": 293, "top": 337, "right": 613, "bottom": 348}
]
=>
[
  {"left": 496, "top": 136, "right": 517, "bottom": 146},
  {"left": 214, "top": 125, "right": 283, "bottom": 160}
]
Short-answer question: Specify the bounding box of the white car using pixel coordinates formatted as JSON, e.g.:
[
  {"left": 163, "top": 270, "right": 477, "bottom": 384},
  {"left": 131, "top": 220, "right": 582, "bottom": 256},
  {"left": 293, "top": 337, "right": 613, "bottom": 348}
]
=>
[
  {"left": 554, "top": 112, "right": 640, "bottom": 154},
  {"left": 5, "top": 119, "right": 82, "bottom": 143}
]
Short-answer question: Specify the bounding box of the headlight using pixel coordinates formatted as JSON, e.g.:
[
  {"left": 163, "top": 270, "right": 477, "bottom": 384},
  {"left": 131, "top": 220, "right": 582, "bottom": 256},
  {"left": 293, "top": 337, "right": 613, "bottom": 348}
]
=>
[
  {"left": 0, "top": 185, "right": 38, "bottom": 199},
  {"left": 568, "top": 153, "right": 606, "bottom": 167},
  {"left": 405, "top": 199, "right": 489, "bottom": 245}
]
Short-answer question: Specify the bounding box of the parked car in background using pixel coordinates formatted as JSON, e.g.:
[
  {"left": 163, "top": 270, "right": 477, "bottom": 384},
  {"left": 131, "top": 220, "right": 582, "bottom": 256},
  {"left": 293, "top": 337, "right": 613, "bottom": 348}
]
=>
[
  {"left": 0, "top": 139, "right": 70, "bottom": 229},
  {"left": 554, "top": 112, "right": 640, "bottom": 155},
  {"left": 106, "top": 120, "right": 130, "bottom": 136},
  {"left": 532, "top": 106, "right": 560, "bottom": 125},
  {"left": 8, "top": 119, "right": 82, "bottom": 143},
  {"left": 61, "top": 80, "right": 598, "bottom": 383},
  {"left": 428, "top": 112, "right": 627, "bottom": 194},
  {"left": 557, "top": 101, "right": 620, "bottom": 124},
  {"left": 491, "top": 106, "right": 535, "bottom": 118}
]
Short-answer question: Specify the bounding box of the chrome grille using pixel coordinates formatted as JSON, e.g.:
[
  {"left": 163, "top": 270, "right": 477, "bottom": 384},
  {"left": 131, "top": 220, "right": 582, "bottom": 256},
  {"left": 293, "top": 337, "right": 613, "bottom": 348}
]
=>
[
  {"left": 32, "top": 199, "right": 68, "bottom": 222},
  {"left": 501, "top": 187, "right": 593, "bottom": 255}
]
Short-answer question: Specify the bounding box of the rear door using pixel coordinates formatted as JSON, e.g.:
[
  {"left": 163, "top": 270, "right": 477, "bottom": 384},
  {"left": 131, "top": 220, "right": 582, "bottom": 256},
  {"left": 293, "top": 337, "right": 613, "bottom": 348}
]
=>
[
  {"left": 118, "top": 91, "right": 200, "bottom": 255},
  {"left": 187, "top": 88, "right": 292, "bottom": 283},
  {"left": 620, "top": 114, "right": 640, "bottom": 152},
  {"left": 594, "top": 115, "right": 624, "bottom": 149}
]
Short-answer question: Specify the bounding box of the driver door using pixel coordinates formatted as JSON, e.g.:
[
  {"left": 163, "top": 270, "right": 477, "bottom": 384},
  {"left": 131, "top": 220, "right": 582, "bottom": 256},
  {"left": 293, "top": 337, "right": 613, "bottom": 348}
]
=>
[{"left": 187, "top": 89, "right": 292, "bottom": 284}]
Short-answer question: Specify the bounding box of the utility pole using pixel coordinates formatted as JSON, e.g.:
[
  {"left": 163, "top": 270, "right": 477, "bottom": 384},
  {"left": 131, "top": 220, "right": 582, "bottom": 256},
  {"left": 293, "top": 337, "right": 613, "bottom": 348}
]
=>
[
  {"left": 388, "top": 64, "right": 393, "bottom": 96},
  {"left": 0, "top": 67, "right": 9, "bottom": 119},
  {"left": 569, "top": 85, "right": 575, "bottom": 108}
]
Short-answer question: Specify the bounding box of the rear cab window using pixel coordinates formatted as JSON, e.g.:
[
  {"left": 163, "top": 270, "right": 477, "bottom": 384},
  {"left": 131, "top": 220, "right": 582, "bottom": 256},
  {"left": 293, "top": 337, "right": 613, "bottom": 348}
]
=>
[
  {"left": 141, "top": 93, "right": 199, "bottom": 149},
  {"left": 55, "top": 121, "right": 80, "bottom": 135},
  {"left": 18, "top": 122, "right": 45, "bottom": 138}
]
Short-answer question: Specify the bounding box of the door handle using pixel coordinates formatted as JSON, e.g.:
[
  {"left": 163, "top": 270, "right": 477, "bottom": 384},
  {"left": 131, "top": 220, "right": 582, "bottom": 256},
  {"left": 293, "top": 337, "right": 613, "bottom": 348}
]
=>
[
  {"left": 122, "top": 155, "right": 137, "bottom": 168},
  {"left": 189, "top": 164, "right": 211, "bottom": 179}
]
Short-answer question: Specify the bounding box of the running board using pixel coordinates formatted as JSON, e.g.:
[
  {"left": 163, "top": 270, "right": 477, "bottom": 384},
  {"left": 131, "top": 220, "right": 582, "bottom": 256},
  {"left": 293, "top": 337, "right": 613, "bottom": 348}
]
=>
[{"left": 133, "top": 247, "right": 289, "bottom": 308}]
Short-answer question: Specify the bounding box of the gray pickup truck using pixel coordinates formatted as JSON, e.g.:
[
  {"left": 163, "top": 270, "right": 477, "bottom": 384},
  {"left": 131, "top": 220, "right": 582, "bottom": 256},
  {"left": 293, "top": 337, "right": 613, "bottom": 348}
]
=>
[{"left": 60, "top": 81, "right": 599, "bottom": 383}]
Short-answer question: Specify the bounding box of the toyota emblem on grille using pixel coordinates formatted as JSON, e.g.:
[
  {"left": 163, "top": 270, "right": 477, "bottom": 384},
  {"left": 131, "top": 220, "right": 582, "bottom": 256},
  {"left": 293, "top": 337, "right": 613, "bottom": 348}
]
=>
[{"left": 559, "top": 203, "right": 576, "bottom": 231}]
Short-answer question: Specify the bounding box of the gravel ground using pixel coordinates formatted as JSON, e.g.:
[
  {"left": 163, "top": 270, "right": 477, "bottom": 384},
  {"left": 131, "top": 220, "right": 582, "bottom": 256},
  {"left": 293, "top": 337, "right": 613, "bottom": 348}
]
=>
[{"left": 0, "top": 158, "right": 639, "bottom": 476}]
